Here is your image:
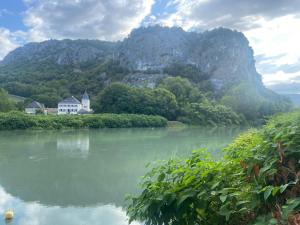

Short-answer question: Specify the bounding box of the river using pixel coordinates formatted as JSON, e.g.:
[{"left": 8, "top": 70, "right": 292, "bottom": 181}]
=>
[{"left": 0, "top": 127, "right": 246, "bottom": 225}]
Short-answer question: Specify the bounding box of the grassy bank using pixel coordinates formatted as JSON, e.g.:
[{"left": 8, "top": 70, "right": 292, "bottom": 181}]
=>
[
  {"left": 0, "top": 112, "right": 167, "bottom": 130},
  {"left": 127, "top": 111, "right": 300, "bottom": 225}
]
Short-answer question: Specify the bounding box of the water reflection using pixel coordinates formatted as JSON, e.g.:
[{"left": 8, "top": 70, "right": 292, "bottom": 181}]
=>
[
  {"left": 0, "top": 187, "right": 140, "bottom": 225},
  {"left": 57, "top": 132, "right": 90, "bottom": 158},
  {"left": 0, "top": 127, "right": 247, "bottom": 224}
]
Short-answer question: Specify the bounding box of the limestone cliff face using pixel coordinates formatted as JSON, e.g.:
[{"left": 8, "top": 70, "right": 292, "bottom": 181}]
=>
[
  {"left": 118, "top": 26, "right": 262, "bottom": 88},
  {"left": 118, "top": 26, "right": 192, "bottom": 71},
  {"left": 1, "top": 26, "right": 262, "bottom": 89}
]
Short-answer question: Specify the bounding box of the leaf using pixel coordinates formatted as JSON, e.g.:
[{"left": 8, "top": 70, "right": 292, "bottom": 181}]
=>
[
  {"left": 272, "top": 187, "right": 280, "bottom": 196},
  {"left": 236, "top": 200, "right": 250, "bottom": 206},
  {"left": 157, "top": 173, "right": 165, "bottom": 182},
  {"left": 211, "top": 181, "right": 220, "bottom": 190},
  {"left": 280, "top": 183, "right": 289, "bottom": 193},
  {"left": 220, "top": 195, "right": 227, "bottom": 203},
  {"left": 177, "top": 192, "right": 194, "bottom": 208},
  {"left": 219, "top": 204, "right": 232, "bottom": 221},
  {"left": 264, "top": 186, "right": 273, "bottom": 201}
]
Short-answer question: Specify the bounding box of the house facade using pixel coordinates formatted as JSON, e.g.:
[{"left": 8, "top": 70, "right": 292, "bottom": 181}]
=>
[
  {"left": 58, "top": 91, "right": 91, "bottom": 115},
  {"left": 25, "top": 101, "right": 46, "bottom": 114}
]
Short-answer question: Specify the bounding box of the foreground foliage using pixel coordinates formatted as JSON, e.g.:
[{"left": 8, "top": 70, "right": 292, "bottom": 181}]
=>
[
  {"left": 0, "top": 112, "right": 167, "bottom": 130},
  {"left": 127, "top": 111, "right": 300, "bottom": 224}
]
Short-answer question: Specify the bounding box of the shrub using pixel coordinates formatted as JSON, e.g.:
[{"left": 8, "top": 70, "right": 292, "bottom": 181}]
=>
[
  {"left": 0, "top": 113, "right": 167, "bottom": 130},
  {"left": 126, "top": 111, "right": 300, "bottom": 225}
]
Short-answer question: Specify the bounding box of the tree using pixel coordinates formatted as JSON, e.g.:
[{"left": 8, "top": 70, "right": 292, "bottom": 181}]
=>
[
  {"left": 0, "top": 89, "right": 15, "bottom": 112},
  {"left": 97, "top": 83, "right": 135, "bottom": 113},
  {"left": 96, "top": 83, "right": 179, "bottom": 120},
  {"left": 159, "top": 76, "right": 206, "bottom": 106}
]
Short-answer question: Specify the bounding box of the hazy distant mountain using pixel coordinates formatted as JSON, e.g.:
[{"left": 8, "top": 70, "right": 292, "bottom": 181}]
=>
[
  {"left": 267, "top": 82, "right": 300, "bottom": 106},
  {"left": 267, "top": 82, "right": 300, "bottom": 95}
]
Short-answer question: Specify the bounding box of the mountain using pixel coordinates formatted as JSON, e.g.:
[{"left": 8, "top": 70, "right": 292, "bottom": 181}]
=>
[
  {"left": 0, "top": 26, "right": 287, "bottom": 109},
  {"left": 118, "top": 26, "right": 261, "bottom": 86},
  {"left": 2, "top": 39, "right": 117, "bottom": 66}
]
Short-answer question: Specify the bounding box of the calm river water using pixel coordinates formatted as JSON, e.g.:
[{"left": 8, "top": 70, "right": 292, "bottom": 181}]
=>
[{"left": 0, "top": 127, "right": 246, "bottom": 225}]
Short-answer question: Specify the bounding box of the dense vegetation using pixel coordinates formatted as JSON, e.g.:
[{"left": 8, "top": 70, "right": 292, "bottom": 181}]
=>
[
  {"left": 95, "top": 83, "right": 178, "bottom": 120},
  {"left": 0, "top": 60, "right": 129, "bottom": 107},
  {"left": 0, "top": 112, "right": 167, "bottom": 130},
  {"left": 127, "top": 111, "right": 300, "bottom": 224},
  {"left": 94, "top": 78, "right": 242, "bottom": 125}
]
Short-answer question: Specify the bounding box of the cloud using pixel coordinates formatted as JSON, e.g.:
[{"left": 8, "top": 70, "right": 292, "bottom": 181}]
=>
[
  {"left": 162, "top": 0, "right": 300, "bottom": 31},
  {"left": 0, "top": 28, "right": 25, "bottom": 60},
  {"left": 245, "top": 15, "right": 300, "bottom": 85},
  {"left": 22, "top": 0, "right": 155, "bottom": 42}
]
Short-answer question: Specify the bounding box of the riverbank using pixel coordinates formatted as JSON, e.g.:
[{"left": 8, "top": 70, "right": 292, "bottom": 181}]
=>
[
  {"left": 127, "top": 111, "right": 300, "bottom": 225},
  {"left": 0, "top": 112, "right": 167, "bottom": 130}
]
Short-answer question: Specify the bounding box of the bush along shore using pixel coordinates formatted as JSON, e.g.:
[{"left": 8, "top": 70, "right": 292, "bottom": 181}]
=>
[
  {"left": 0, "top": 112, "right": 167, "bottom": 130},
  {"left": 127, "top": 111, "right": 300, "bottom": 225}
]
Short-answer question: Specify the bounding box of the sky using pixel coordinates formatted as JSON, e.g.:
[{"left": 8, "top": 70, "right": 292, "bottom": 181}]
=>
[{"left": 0, "top": 0, "right": 300, "bottom": 89}]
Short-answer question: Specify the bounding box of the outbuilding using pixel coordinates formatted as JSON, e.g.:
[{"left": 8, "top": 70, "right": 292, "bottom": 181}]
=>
[{"left": 25, "top": 101, "right": 45, "bottom": 114}]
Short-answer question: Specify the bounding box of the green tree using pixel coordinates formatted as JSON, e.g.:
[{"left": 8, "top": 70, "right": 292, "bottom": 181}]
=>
[
  {"left": 159, "top": 76, "right": 206, "bottom": 106},
  {"left": 96, "top": 83, "right": 135, "bottom": 113},
  {"left": 0, "top": 89, "right": 15, "bottom": 112},
  {"left": 96, "top": 83, "right": 178, "bottom": 120}
]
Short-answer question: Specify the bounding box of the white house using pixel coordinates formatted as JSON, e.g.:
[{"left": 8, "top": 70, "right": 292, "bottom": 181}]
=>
[
  {"left": 58, "top": 91, "right": 92, "bottom": 115},
  {"left": 25, "top": 101, "right": 46, "bottom": 114}
]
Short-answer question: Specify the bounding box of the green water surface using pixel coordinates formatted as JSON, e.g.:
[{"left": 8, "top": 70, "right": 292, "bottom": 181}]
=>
[{"left": 0, "top": 127, "right": 246, "bottom": 225}]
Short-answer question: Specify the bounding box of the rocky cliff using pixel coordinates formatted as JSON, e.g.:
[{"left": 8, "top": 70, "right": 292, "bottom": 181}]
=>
[{"left": 118, "top": 26, "right": 261, "bottom": 87}]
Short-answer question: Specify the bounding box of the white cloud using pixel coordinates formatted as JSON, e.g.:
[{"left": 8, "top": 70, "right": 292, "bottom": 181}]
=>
[
  {"left": 245, "top": 15, "right": 300, "bottom": 85},
  {"left": 22, "top": 0, "right": 155, "bottom": 42},
  {"left": 0, "top": 28, "right": 24, "bottom": 60},
  {"left": 263, "top": 71, "right": 300, "bottom": 86}
]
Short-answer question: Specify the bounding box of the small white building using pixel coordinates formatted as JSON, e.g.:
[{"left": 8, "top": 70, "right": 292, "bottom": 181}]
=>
[
  {"left": 58, "top": 91, "right": 92, "bottom": 115},
  {"left": 25, "top": 101, "right": 46, "bottom": 114}
]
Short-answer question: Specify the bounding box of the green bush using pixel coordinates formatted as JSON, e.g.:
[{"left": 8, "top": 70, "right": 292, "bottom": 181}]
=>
[
  {"left": 126, "top": 111, "right": 300, "bottom": 225},
  {"left": 0, "top": 112, "right": 167, "bottom": 130}
]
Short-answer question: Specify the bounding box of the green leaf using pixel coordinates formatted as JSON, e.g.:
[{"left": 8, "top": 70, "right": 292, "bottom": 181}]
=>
[
  {"left": 236, "top": 200, "right": 250, "bottom": 206},
  {"left": 220, "top": 195, "right": 227, "bottom": 203},
  {"left": 211, "top": 181, "right": 220, "bottom": 189},
  {"left": 280, "top": 184, "right": 289, "bottom": 193},
  {"left": 177, "top": 193, "right": 194, "bottom": 207},
  {"left": 264, "top": 186, "right": 273, "bottom": 201},
  {"left": 272, "top": 186, "right": 280, "bottom": 196},
  {"left": 157, "top": 173, "right": 165, "bottom": 182}
]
